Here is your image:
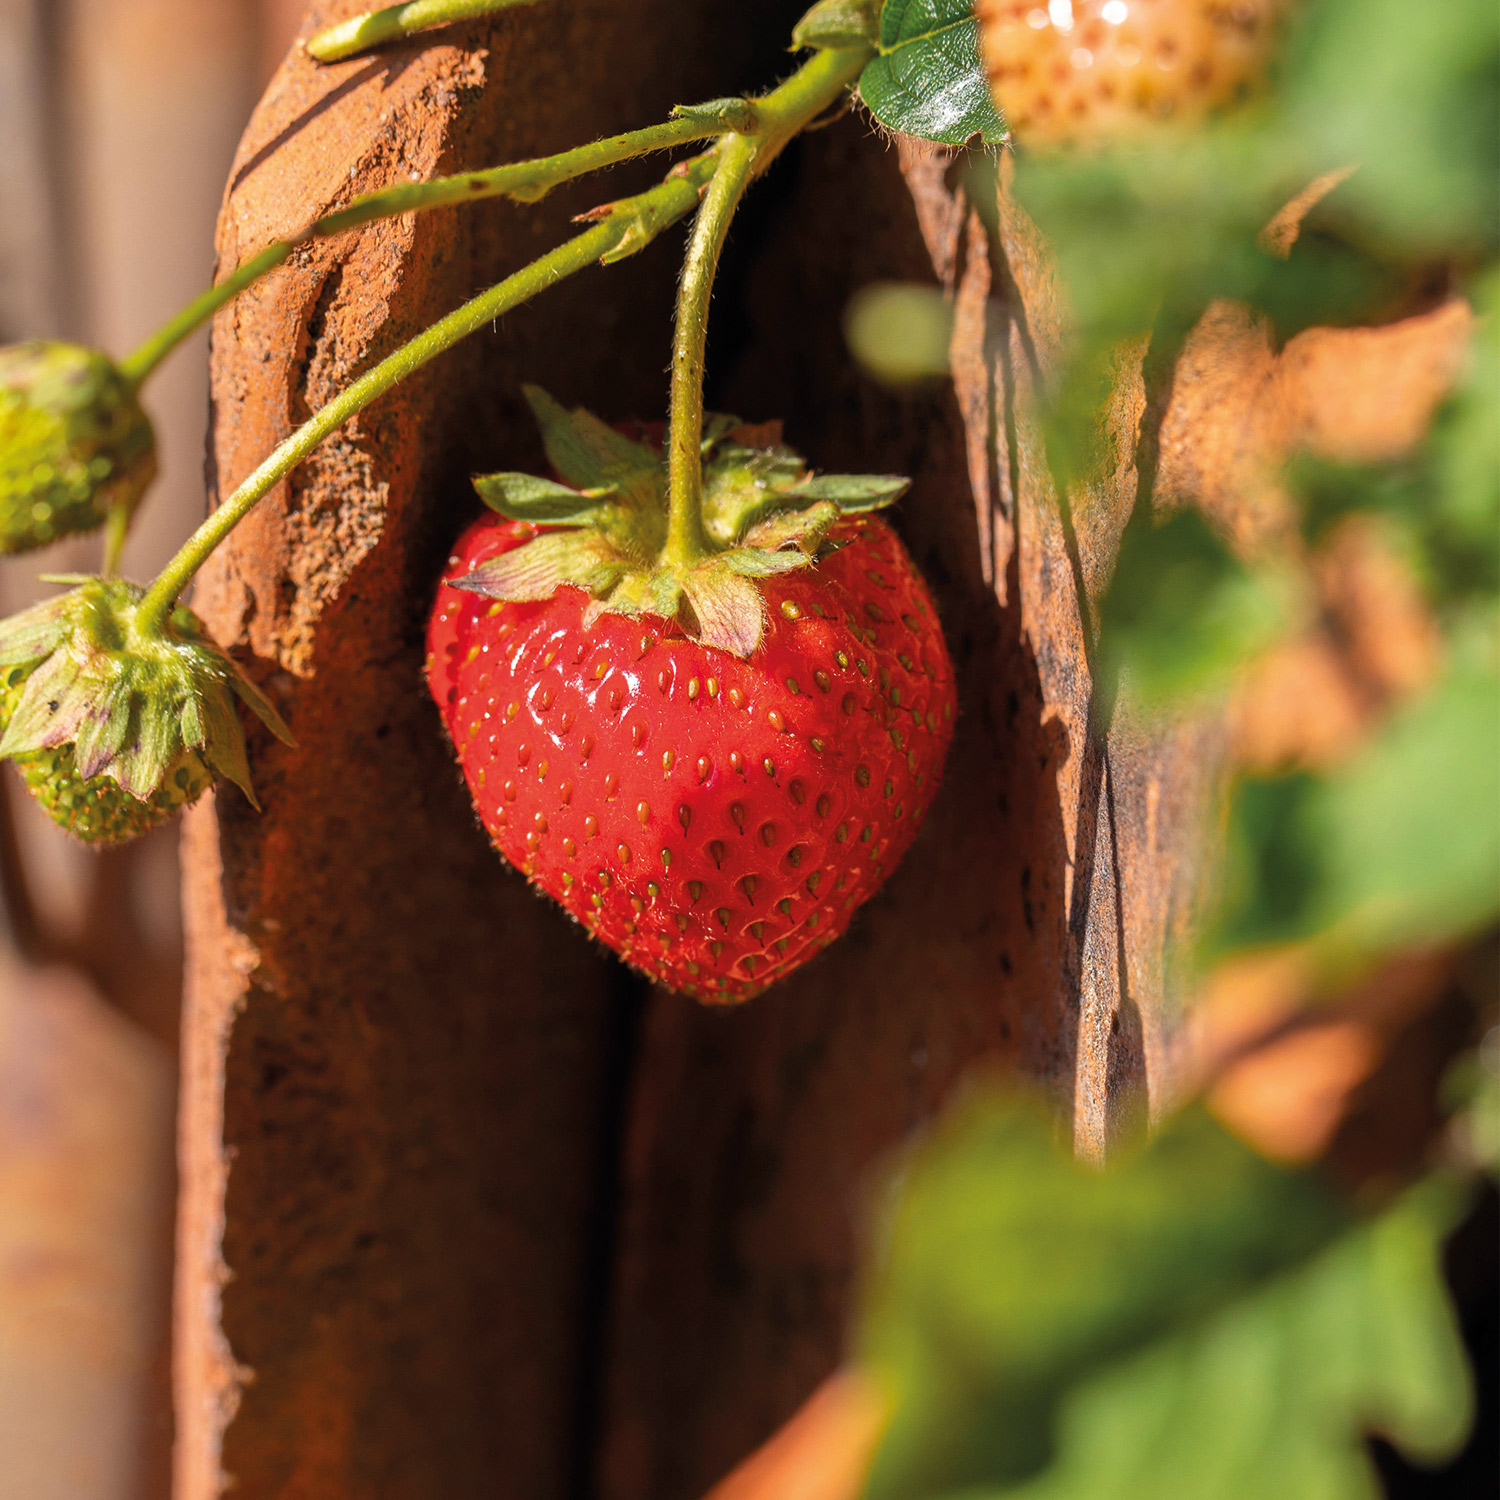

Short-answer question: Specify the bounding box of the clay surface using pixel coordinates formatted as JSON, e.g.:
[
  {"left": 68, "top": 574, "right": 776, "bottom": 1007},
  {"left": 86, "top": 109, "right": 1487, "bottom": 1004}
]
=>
[{"left": 183, "top": 3, "right": 808, "bottom": 1495}]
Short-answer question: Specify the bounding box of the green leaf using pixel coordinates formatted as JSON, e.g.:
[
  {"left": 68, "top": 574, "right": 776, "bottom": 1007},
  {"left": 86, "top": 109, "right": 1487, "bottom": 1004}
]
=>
[
  {"left": 452, "top": 531, "right": 626, "bottom": 603},
  {"left": 1097, "top": 510, "right": 1291, "bottom": 710},
  {"left": 793, "top": 0, "right": 879, "bottom": 51},
  {"left": 0, "top": 616, "right": 67, "bottom": 668},
  {"left": 859, "top": 1099, "right": 1351, "bottom": 1496},
  {"left": 1319, "top": 668, "right": 1500, "bottom": 952},
  {"left": 472, "top": 470, "right": 614, "bottom": 525},
  {"left": 1211, "top": 667, "right": 1500, "bottom": 965},
  {"left": 0, "top": 648, "right": 85, "bottom": 756},
  {"left": 980, "top": 1182, "right": 1473, "bottom": 1500},
  {"left": 220, "top": 654, "right": 294, "bottom": 747},
  {"left": 860, "top": 0, "right": 1007, "bottom": 147},
  {"left": 1279, "top": 0, "right": 1499, "bottom": 257},
  {"left": 791, "top": 473, "right": 909, "bottom": 510},
  {"left": 72, "top": 687, "right": 132, "bottom": 781},
  {"left": 857, "top": 1095, "right": 1472, "bottom": 1500},
  {"left": 520, "top": 385, "right": 658, "bottom": 490}
]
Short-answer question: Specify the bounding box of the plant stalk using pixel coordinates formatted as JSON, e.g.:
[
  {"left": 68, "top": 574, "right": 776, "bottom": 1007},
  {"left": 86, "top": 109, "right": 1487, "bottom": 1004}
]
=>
[
  {"left": 102, "top": 504, "right": 131, "bottom": 576},
  {"left": 662, "top": 135, "right": 755, "bottom": 567},
  {"left": 308, "top": 0, "right": 539, "bottom": 63},
  {"left": 119, "top": 111, "right": 741, "bottom": 387},
  {"left": 660, "top": 44, "right": 872, "bottom": 570},
  {"left": 135, "top": 159, "right": 715, "bottom": 635}
]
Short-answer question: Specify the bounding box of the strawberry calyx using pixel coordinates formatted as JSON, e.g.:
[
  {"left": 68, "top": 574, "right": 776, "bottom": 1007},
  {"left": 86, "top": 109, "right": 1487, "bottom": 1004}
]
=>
[
  {"left": 0, "top": 576, "right": 294, "bottom": 809},
  {"left": 453, "top": 385, "right": 909, "bottom": 656}
]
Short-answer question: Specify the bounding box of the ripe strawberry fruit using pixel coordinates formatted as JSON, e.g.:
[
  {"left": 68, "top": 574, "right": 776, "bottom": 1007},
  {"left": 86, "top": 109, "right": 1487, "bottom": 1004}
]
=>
[
  {"left": 427, "top": 391, "right": 956, "bottom": 1002},
  {"left": 976, "top": 0, "right": 1285, "bottom": 148}
]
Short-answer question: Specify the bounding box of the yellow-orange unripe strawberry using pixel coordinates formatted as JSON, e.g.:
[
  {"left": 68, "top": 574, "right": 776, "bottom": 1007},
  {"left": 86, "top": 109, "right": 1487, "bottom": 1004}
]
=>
[{"left": 976, "top": 0, "right": 1287, "bottom": 148}]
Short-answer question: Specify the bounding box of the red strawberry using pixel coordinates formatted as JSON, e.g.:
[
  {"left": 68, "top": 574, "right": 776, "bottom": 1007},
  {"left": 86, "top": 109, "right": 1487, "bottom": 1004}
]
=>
[{"left": 426, "top": 390, "right": 955, "bottom": 1002}]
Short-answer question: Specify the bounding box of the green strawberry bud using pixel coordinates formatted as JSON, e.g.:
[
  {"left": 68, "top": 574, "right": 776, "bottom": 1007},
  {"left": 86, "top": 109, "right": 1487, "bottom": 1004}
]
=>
[
  {"left": 0, "top": 342, "right": 157, "bottom": 554},
  {"left": 0, "top": 577, "right": 293, "bottom": 845}
]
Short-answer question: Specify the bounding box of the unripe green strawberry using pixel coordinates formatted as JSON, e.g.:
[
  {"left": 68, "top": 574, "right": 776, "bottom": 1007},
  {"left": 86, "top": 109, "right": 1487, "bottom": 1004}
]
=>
[
  {"left": 1, "top": 660, "right": 211, "bottom": 842},
  {"left": 0, "top": 578, "right": 293, "bottom": 845},
  {"left": 976, "top": 0, "right": 1286, "bottom": 148},
  {"left": 0, "top": 341, "right": 156, "bottom": 553},
  {"left": 427, "top": 390, "right": 955, "bottom": 1001}
]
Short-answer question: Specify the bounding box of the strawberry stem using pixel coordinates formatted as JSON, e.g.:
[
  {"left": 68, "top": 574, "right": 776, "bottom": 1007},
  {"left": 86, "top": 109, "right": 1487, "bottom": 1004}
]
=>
[
  {"left": 134, "top": 156, "right": 717, "bottom": 637},
  {"left": 102, "top": 503, "right": 130, "bottom": 577},
  {"left": 663, "top": 134, "right": 756, "bottom": 568},
  {"left": 307, "top": 0, "right": 539, "bottom": 62},
  {"left": 118, "top": 111, "right": 744, "bottom": 388},
  {"left": 660, "top": 44, "right": 872, "bottom": 571}
]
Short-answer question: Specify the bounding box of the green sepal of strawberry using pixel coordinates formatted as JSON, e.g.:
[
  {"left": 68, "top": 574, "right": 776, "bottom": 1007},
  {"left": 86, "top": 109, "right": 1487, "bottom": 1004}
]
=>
[
  {"left": 0, "top": 342, "right": 157, "bottom": 554},
  {"left": 0, "top": 577, "right": 294, "bottom": 837},
  {"left": 453, "top": 386, "right": 909, "bottom": 658}
]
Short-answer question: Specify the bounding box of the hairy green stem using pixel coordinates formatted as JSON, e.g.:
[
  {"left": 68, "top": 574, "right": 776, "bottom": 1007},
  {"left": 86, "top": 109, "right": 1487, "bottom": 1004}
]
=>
[
  {"left": 660, "top": 44, "right": 872, "bottom": 569},
  {"left": 308, "top": 0, "right": 539, "bottom": 62},
  {"left": 135, "top": 158, "right": 714, "bottom": 635},
  {"left": 102, "top": 504, "right": 131, "bottom": 577},
  {"left": 663, "top": 135, "right": 756, "bottom": 567},
  {"left": 120, "top": 242, "right": 291, "bottom": 387},
  {"left": 119, "top": 110, "right": 743, "bottom": 387}
]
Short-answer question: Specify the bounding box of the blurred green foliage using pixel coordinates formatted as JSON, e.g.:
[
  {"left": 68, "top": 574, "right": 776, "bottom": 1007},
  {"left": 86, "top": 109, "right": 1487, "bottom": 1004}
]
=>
[
  {"left": 850, "top": 0, "right": 1497, "bottom": 1494},
  {"left": 859, "top": 1099, "right": 1472, "bottom": 1500},
  {"left": 859, "top": 1100, "right": 1351, "bottom": 1496},
  {"left": 1095, "top": 511, "right": 1292, "bottom": 711},
  {"left": 845, "top": 282, "right": 955, "bottom": 385},
  {"left": 1211, "top": 668, "right": 1500, "bottom": 968}
]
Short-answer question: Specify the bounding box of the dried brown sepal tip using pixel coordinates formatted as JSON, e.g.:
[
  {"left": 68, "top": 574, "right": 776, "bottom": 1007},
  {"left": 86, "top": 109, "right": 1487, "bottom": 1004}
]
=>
[
  {"left": 0, "top": 578, "right": 294, "bottom": 845},
  {"left": 0, "top": 342, "right": 156, "bottom": 554},
  {"left": 454, "top": 385, "right": 909, "bottom": 657}
]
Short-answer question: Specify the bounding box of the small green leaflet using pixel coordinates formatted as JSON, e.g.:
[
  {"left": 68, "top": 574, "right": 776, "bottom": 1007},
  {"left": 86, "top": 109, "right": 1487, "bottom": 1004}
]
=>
[
  {"left": 860, "top": 0, "right": 1007, "bottom": 147},
  {"left": 856, "top": 1095, "right": 1473, "bottom": 1500},
  {"left": 982, "top": 1181, "right": 1473, "bottom": 1500},
  {"left": 472, "top": 471, "right": 613, "bottom": 525},
  {"left": 1096, "top": 509, "right": 1292, "bottom": 711},
  {"left": 1210, "top": 665, "right": 1500, "bottom": 966},
  {"left": 857, "top": 1099, "right": 1350, "bottom": 1496}
]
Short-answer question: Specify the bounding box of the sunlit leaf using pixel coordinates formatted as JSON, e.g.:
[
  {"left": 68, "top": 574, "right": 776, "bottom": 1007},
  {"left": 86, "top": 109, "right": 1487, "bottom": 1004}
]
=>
[
  {"left": 1211, "top": 667, "right": 1500, "bottom": 963},
  {"left": 1097, "top": 510, "right": 1291, "bottom": 711},
  {"left": 858, "top": 1099, "right": 1349, "bottom": 1496},
  {"left": 791, "top": 474, "right": 909, "bottom": 509},
  {"left": 860, "top": 0, "right": 1007, "bottom": 146},
  {"left": 1279, "top": 0, "right": 1500, "bottom": 256},
  {"left": 520, "top": 384, "right": 657, "bottom": 490},
  {"left": 983, "top": 1181, "right": 1473, "bottom": 1500},
  {"left": 857, "top": 1095, "right": 1472, "bottom": 1500}
]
